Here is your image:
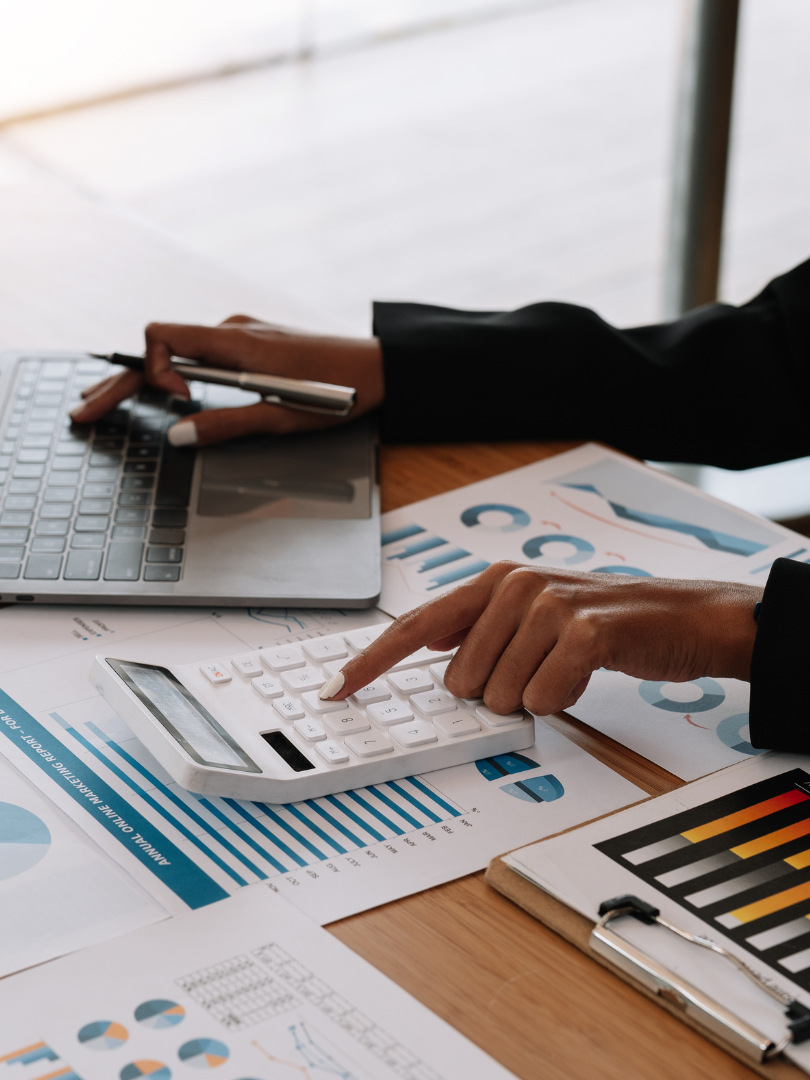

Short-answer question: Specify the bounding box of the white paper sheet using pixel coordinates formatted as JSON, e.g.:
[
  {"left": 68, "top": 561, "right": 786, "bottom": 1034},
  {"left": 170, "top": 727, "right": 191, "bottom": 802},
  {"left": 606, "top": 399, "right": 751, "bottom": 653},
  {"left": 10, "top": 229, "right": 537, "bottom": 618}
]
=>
[
  {"left": 0, "top": 603, "right": 642, "bottom": 923},
  {"left": 378, "top": 443, "right": 793, "bottom": 618},
  {"left": 0, "top": 884, "right": 514, "bottom": 1080},
  {"left": 503, "top": 752, "right": 810, "bottom": 1072},
  {"left": 0, "top": 748, "right": 165, "bottom": 978}
]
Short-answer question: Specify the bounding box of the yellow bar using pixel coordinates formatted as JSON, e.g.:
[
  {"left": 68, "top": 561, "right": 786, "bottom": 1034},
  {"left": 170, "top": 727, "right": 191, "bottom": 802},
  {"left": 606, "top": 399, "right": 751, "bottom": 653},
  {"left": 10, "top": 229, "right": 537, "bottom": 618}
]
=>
[
  {"left": 732, "top": 817, "right": 810, "bottom": 859},
  {"left": 726, "top": 879, "right": 810, "bottom": 926},
  {"left": 786, "top": 849, "right": 810, "bottom": 870},
  {"left": 682, "top": 789, "right": 809, "bottom": 844}
]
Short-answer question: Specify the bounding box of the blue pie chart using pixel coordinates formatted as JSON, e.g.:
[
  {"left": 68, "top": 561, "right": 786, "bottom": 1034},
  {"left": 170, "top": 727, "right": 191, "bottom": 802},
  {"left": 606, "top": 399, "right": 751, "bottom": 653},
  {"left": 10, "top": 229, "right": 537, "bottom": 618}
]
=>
[
  {"left": 178, "top": 1039, "right": 230, "bottom": 1069},
  {"left": 591, "top": 565, "right": 652, "bottom": 577},
  {"left": 522, "top": 534, "right": 595, "bottom": 565},
  {"left": 135, "top": 1000, "right": 185, "bottom": 1029},
  {"left": 78, "top": 1020, "right": 128, "bottom": 1050},
  {"left": 501, "top": 774, "right": 565, "bottom": 804},
  {"left": 639, "top": 678, "right": 725, "bottom": 713},
  {"left": 0, "top": 802, "right": 51, "bottom": 880},
  {"left": 716, "top": 713, "right": 765, "bottom": 756},
  {"left": 461, "top": 504, "right": 530, "bottom": 533}
]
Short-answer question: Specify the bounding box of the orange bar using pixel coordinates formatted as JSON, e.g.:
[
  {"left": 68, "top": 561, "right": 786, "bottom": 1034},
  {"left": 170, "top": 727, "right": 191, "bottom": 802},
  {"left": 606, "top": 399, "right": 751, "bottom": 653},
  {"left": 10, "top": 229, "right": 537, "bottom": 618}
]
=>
[
  {"left": 682, "top": 789, "right": 809, "bottom": 844},
  {"left": 0, "top": 1042, "right": 46, "bottom": 1064},
  {"left": 732, "top": 817, "right": 810, "bottom": 859},
  {"left": 36, "top": 1068, "right": 73, "bottom": 1080},
  {"left": 726, "top": 879, "right": 810, "bottom": 925},
  {"left": 786, "top": 849, "right": 810, "bottom": 870}
]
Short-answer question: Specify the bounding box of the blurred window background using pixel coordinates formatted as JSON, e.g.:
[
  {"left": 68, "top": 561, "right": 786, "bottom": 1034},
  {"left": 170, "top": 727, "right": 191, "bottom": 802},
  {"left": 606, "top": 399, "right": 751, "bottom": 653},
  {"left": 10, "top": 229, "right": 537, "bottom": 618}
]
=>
[{"left": 3, "top": 0, "right": 810, "bottom": 516}]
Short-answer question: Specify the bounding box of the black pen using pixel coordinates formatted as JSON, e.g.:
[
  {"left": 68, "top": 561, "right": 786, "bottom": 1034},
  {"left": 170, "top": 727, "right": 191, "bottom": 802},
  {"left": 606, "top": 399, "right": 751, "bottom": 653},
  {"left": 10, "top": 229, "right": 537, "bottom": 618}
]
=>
[{"left": 90, "top": 353, "right": 356, "bottom": 417}]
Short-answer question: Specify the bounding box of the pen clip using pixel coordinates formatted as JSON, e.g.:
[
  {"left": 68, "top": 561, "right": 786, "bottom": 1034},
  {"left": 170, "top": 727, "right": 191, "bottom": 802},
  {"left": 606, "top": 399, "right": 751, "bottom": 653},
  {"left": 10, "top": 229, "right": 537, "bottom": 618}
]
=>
[{"left": 261, "top": 394, "right": 352, "bottom": 417}]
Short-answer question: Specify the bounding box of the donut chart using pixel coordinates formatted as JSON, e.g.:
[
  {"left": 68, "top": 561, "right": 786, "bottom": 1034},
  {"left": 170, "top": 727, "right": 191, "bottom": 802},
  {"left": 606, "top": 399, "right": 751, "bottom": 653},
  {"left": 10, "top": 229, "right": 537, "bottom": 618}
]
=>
[
  {"left": 178, "top": 1039, "right": 230, "bottom": 1069},
  {"left": 0, "top": 801, "right": 51, "bottom": 881},
  {"left": 134, "top": 1000, "right": 185, "bottom": 1029},
  {"left": 522, "top": 534, "right": 595, "bottom": 565},
  {"left": 78, "top": 1020, "right": 128, "bottom": 1050},
  {"left": 716, "top": 713, "right": 765, "bottom": 756},
  {"left": 638, "top": 678, "right": 725, "bottom": 713},
  {"left": 460, "top": 503, "right": 530, "bottom": 533},
  {"left": 591, "top": 565, "right": 652, "bottom": 577}
]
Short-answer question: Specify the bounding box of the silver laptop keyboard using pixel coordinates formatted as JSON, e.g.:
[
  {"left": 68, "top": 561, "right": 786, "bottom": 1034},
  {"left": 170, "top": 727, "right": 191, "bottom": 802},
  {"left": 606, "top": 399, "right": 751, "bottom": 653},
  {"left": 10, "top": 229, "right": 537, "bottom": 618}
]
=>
[{"left": 0, "top": 357, "right": 195, "bottom": 584}]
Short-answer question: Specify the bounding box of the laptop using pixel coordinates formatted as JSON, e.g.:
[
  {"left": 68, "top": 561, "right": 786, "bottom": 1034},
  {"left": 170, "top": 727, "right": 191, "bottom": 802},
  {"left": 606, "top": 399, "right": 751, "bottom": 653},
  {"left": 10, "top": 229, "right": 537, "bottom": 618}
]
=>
[{"left": 0, "top": 351, "right": 381, "bottom": 607}]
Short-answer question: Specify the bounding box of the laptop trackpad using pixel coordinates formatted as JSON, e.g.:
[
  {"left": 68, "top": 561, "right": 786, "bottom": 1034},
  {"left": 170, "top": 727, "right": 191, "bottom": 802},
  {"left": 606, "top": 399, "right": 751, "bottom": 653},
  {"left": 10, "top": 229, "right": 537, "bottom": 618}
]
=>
[{"left": 196, "top": 422, "right": 373, "bottom": 521}]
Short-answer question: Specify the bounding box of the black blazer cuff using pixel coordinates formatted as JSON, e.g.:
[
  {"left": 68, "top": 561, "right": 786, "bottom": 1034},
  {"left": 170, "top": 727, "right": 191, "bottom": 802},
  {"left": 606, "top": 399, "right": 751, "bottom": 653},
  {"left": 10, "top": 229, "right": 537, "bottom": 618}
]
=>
[{"left": 750, "top": 557, "right": 810, "bottom": 751}]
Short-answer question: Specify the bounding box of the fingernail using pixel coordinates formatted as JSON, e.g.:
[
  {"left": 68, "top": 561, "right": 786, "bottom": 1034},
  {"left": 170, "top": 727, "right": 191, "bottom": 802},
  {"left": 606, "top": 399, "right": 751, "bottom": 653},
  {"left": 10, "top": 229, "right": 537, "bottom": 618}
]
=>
[
  {"left": 69, "top": 403, "right": 87, "bottom": 421},
  {"left": 318, "top": 671, "right": 345, "bottom": 700},
  {"left": 167, "top": 420, "right": 198, "bottom": 447}
]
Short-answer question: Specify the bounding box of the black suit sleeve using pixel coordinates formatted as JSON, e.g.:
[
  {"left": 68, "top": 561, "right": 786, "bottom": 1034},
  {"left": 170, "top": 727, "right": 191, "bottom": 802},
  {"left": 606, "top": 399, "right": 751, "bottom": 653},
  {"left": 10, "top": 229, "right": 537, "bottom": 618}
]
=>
[
  {"left": 374, "top": 257, "right": 810, "bottom": 469},
  {"left": 750, "top": 558, "right": 810, "bottom": 752}
]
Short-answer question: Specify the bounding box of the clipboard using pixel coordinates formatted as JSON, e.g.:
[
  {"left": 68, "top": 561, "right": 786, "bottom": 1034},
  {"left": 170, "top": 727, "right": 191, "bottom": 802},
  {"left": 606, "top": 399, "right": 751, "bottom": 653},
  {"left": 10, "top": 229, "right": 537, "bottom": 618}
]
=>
[{"left": 486, "top": 853, "right": 806, "bottom": 1079}]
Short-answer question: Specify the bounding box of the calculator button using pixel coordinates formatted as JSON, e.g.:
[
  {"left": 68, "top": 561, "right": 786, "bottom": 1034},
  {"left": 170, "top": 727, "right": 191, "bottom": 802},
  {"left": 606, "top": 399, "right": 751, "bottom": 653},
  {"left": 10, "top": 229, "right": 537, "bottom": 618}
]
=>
[
  {"left": 367, "top": 700, "right": 414, "bottom": 727},
  {"left": 345, "top": 732, "right": 394, "bottom": 758},
  {"left": 344, "top": 624, "right": 389, "bottom": 652},
  {"left": 350, "top": 681, "right": 391, "bottom": 706},
  {"left": 433, "top": 713, "right": 480, "bottom": 737},
  {"left": 429, "top": 660, "right": 452, "bottom": 685},
  {"left": 389, "top": 720, "right": 439, "bottom": 748},
  {"left": 323, "top": 659, "right": 348, "bottom": 678},
  {"left": 259, "top": 647, "right": 305, "bottom": 672},
  {"left": 302, "top": 638, "right": 348, "bottom": 663},
  {"left": 390, "top": 647, "right": 454, "bottom": 671},
  {"left": 232, "top": 655, "right": 263, "bottom": 678},
  {"left": 475, "top": 705, "right": 526, "bottom": 727},
  {"left": 281, "top": 666, "right": 326, "bottom": 693},
  {"left": 273, "top": 697, "right": 305, "bottom": 721},
  {"left": 315, "top": 740, "right": 351, "bottom": 764},
  {"left": 388, "top": 669, "right": 434, "bottom": 696},
  {"left": 201, "top": 661, "right": 231, "bottom": 685},
  {"left": 411, "top": 689, "right": 458, "bottom": 717},
  {"left": 294, "top": 718, "right": 327, "bottom": 742},
  {"left": 323, "top": 713, "right": 371, "bottom": 736},
  {"left": 301, "top": 690, "right": 348, "bottom": 714},
  {"left": 252, "top": 676, "right": 284, "bottom": 699}
]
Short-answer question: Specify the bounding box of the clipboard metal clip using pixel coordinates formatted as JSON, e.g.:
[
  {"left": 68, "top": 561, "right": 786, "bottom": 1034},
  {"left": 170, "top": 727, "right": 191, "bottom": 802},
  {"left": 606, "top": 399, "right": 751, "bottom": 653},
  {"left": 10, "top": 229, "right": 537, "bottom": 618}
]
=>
[{"left": 590, "top": 894, "right": 810, "bottom": 1063}]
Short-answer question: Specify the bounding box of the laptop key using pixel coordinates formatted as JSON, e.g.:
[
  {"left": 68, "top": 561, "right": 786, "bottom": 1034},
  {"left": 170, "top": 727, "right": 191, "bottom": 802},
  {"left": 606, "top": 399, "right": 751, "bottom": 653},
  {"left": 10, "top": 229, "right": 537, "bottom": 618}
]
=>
[
  {"left": 156, "top": 441, "right": 194, "bottom": 508},
  {"left": 89, "top": 452, "right": 121, "bottom": 467},
  {"left": 144, "top": 565, "right": 180, "bottom": 582},
  {"left": 149, "top": 528, "right": 184, "bottom": 544},
  {"left": 71, "top": 534, "right": 105, "bottom": 549},
  {"left": 0, "top": 528, "right": 29, "bottom": 542},
  {"left": 152, "top": 508, "right": 187, "bottom": 527},
  {"left": 74, "top": 515, "right": 110, "bottom": 532},
  {"left": 32, "top": 537, "right": 66, "bottom": 552},
  {"left": 44, "top": 486, "right": 77, "bottom": 501},
  {"left": 39, "top": 503, "right": 73, "bottom": 519},
  {"left": 121, "top": 475, "right": 154, "bottom": 490},
  {"left": 0, "top": 563, "right": 20, "bottom": 579},
  {"left": 124, "top": 460, "right": 156, "bottom": 475},
  {"left": 112, "top": 525, "right": 147, "bottom": 540},
  {"left": 0, "top": 511, "right": 33, "bottom": 526},
  {"left": 78, "top": 499, "right": 112, "bottom": 515},
  {"left": 146, "top": 546, "right": 182, "bottom": 563},
  {"left": 46, "top": 470, "right": 80, "bottom": 486},
  {"left": 64, "top": 549, "right": 103, "bottom": 580},
  {"left": 104, "top": 542, "right": 143, "bottom": 580},
  {"left": 118, "top": 491, "right": 151, "bottom": 506},
  {"left": 24, "top": 553, "right": 62, "bottom": 579},
  {"left": 115, "top": 508, "right": 149, "bottom": 523},
  {"left": 86, "top": 467, "right": 118, "bottom": 482},
  {"left": 128, "top": 445, "right": 159, "bottom": 459},
  {"left": 35, "top": 520, "right": 69, "bottom": 536},
  {"left": 16, "top": 449, "right": 48, "bottom": 464},
  {"left": 3, "top": 495, "right": 36, "bottom": 510}
]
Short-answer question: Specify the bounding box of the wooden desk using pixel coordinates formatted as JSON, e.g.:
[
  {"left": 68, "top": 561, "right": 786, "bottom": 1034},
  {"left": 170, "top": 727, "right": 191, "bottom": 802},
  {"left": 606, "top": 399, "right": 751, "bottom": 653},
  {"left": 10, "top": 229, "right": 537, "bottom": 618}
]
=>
[{"left": 329, "top": 440, "right": 760, "bottom": 1080}]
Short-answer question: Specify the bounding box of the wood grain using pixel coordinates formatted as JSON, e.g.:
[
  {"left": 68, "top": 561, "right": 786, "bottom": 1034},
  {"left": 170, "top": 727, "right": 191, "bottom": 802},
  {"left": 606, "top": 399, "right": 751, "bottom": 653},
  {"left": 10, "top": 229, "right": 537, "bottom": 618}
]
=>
[{"left": 328, "top": 439, "right": 761, "bottom": 1080}]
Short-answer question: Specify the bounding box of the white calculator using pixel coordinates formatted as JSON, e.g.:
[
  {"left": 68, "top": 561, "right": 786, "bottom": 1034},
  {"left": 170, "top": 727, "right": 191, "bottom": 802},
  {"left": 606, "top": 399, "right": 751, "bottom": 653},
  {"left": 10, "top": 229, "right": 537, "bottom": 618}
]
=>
[{"left": 89, "top": 623, "right": 536, "bottom": 803}]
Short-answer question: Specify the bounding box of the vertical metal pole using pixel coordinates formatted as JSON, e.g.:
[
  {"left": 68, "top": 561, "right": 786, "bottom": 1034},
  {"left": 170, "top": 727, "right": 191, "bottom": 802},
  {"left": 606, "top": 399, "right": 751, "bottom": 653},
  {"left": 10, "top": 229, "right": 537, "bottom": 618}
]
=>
[{"left": 663, "top": 0, "right": 741, "bottom": 319}]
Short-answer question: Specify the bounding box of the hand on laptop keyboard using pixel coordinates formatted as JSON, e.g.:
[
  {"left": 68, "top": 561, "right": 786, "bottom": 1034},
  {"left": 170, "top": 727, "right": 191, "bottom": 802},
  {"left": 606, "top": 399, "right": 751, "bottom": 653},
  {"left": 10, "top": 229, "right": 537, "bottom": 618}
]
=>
[
  {"left": 71, "top": 315, "right": 383, "bottom": 447},
  {"left": 323, "top": 562, "right": 762, "bottom": 718}
]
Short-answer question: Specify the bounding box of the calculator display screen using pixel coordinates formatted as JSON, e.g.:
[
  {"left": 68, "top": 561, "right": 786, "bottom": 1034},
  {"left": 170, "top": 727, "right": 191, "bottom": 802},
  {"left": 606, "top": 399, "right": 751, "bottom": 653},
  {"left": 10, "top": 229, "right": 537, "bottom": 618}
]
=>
[{"left": 108, "top": 659, "right": 260, "bottom": 773}]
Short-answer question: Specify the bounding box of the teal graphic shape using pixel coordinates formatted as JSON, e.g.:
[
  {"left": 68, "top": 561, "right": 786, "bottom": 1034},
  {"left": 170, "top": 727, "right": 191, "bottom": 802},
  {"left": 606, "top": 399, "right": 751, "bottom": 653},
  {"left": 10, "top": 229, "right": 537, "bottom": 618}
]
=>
[
  {"left": 476, "top": 752, "right": 538, "bottom": 781},
  {"left": 501, "top": 775, "right": 565, "bottom": 803},
  {"left": 639, "top": 678, "right": 725, "bottom": 713},
  {"left": 0, "top": 801, "right": 50, "bottom": 880},
  {"left": 78, "top": 1020, "right": 128, "bottom": 1049},
  {"left": 120, "top": 1063, "right": 171, "bottom": 1080},
  {"left": 461, "top": 503, "right": 530, "bottom": 532},
  {"left": 591, "top": 565, "right": 652, "bottom": 577},
  {"left": 522, "top": 534, "right": 594, "bottom": 564},
  {"left": 716, "top": 713, "right": 765, "bottom": 756},
  {"left": 178, "top": 1038, "right": 230, "bottom": 1068},
  {"left": 135, "top": 1000, "right": 185, "bottom": 1029}
]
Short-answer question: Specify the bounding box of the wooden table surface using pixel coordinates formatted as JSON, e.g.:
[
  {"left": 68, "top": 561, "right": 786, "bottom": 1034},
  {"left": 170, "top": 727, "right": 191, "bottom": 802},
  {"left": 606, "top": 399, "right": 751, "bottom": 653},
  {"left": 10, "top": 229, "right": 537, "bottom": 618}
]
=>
[{"left": 328, "top": 439, "right": 761, "bottom": 1080}]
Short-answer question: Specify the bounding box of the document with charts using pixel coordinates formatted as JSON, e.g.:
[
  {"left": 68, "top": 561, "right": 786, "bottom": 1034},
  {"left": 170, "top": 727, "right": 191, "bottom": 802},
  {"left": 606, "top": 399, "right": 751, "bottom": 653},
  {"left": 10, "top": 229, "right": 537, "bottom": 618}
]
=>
[
  {"left": 0, "top": 885, "right": 514, "bottom": 1080},
  {"left": 503, "top": 752, "right": 810, "bottom": 1074},
  {"left": 0, "top": 602, "right": 641, "bottom": 925},
  {"left": 378, "top": 442, "right": 803, "bottom": 781}
]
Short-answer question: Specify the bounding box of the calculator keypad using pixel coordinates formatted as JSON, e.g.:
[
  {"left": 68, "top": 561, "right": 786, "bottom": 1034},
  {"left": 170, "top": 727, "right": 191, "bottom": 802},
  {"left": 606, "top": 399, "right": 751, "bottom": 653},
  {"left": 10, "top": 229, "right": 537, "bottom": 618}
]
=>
[{"left": 186, "top": 624, "right": 531, "bottom": 774}]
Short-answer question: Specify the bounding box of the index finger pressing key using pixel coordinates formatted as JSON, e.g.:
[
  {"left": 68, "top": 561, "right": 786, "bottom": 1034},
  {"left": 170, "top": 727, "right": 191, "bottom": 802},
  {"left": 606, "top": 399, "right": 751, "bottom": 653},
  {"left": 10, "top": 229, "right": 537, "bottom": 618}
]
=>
[{"left": 318, "top": 574, "right": 499, "bottom": 700}]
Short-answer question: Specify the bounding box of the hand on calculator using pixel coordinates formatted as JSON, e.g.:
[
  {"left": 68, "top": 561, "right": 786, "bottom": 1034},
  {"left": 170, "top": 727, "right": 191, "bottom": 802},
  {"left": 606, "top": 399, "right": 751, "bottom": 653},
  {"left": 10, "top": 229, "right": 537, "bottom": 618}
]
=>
[
  {"left": 71, "top": 316, "right": 384, "bottom": 447},
  {"left": 325, "top": 562, "right": 762, "bottom": 715}
]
